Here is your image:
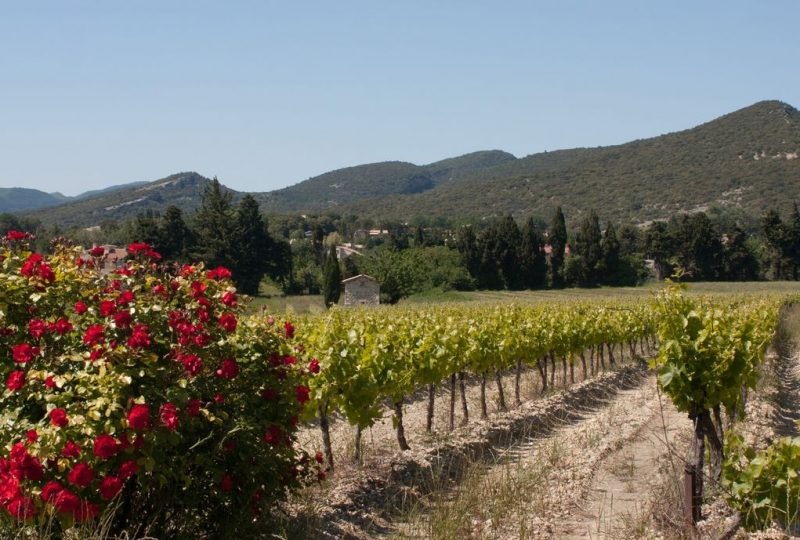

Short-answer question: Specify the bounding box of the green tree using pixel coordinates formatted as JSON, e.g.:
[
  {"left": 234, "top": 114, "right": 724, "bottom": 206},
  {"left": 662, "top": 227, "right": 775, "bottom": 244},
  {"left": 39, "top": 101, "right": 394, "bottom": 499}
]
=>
[
  {"left": 193, "top": 178, "right": 235, "bottom": 269},
  {"left": 494, "top": 215, "right": 522, "bottom": 289},
  {"left": 230, "top": 195, "right": 271, "bottom": 295},
  {"left": 519, "top": 217, "right": 547, "bottom": 289},
  {"left": 644, "top": 222, "right": 674, "bottom": 280},
  {"left": 456, "top": 226, "right": 481, "bottom": 281},
  {"left": 548, "top": 207, "right": 567, "bottom": 288},
  {"left": 573, "top": 210, "right": 603, "bottom": 285},
  {"left": 159, "top": 205, "right": 193, "bottom": 261},
  {"left": 723, "top": 225, "right": 760, "bottom": 280},
  {"left": 599, "top": 221, "right": 621, "bottom": 284},
  {"left": 322, "top": 245, "right": 342, "bottom": 307}
]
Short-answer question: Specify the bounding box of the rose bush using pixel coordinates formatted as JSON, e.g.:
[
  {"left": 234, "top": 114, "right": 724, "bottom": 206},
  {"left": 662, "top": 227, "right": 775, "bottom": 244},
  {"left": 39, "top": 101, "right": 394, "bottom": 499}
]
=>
[{"left": 0, "top": 233, "right": 318, "bottom": 536}]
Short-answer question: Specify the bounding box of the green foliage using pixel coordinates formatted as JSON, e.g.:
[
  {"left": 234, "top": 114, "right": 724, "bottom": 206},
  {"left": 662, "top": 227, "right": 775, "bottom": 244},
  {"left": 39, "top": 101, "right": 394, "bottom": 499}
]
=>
[
  {"left": 322, "top": 245, "right": 342, "bottom": 307},
  {"left": 549, "top": 207, "right": 567, "bottom": 287},
  {"left": 724, "top": 433, "right": 800, "bottom": 531},
  {"left": 653, "top": 283, "right": 777, "bottom": 414},
  {"left": 0, "top": 236, "right": 317, "bottom": 536}
]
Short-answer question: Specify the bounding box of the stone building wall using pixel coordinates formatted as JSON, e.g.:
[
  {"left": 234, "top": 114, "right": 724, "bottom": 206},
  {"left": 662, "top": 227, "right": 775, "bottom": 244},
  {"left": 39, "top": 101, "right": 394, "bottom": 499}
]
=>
[{"left": 344, "top": 279, "right": 379, "bottom": 306}]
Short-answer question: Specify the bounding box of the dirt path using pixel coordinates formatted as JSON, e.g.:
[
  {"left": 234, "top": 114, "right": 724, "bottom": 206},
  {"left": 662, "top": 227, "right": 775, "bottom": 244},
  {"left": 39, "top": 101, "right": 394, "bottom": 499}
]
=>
[
  {"left": 555, "top": 389, "right": 688, "bottom": 539},
  {"left": 386, "top": 372, "right": 693, "bottom": 539}
]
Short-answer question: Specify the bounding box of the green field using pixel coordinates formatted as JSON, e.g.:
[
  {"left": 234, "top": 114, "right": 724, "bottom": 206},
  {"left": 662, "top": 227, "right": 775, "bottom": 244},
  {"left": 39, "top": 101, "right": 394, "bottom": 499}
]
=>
[{"left": 247, "top": 281, "right": 800, "bottom": 315}]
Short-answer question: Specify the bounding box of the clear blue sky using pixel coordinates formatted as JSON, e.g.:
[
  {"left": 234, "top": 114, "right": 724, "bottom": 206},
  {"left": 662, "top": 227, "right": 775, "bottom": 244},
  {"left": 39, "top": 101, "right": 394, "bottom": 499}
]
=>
[{"left": 1, "top": 1, "right": 797, "bottom": 195}]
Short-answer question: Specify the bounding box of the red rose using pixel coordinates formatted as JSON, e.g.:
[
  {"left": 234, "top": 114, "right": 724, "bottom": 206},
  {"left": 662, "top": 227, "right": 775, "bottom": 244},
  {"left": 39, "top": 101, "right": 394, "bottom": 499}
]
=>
[
  {"left": 221, "top": 291, "right": 237, "bottom": 307},
  {"left": 127, "top": 242, "right": 161, "bottom": 260},
  {"left": 52, "top": 318, "right": 74, "bottom": 335},
  {"left": 61, "top": 441, "right": 81, "bottom": 458},
  {"left": 308, "top": 358, "right": 320, "bottom": 374},
  {"left": 207, "top": 266, "right": 232, "bottom": 280},
  {"left": 6, "top": 371, "right": 25, "bottom": 391},
  {"left": 284, "top": 321, "right": 295, "bottom": 339},
  {"left": 88, "top": 246, "right": 105, "bottom": 257},
  {"left": 45, "top": 375, "right": 56, "bottom": 389},
  {"left": 27, "top": 318, "right": 46, "bottom": 339},
  {"left": 118, "top": 460, "right": 139, "bottom": 479},
  {"left": 5, "top": 230, "right": 27, "bottom": 241},
  {"left": 93, "top": 434, "right": 119, "bottom": 460},
  {"left": 220, "top": 473, "right": 233, "bottom": 492},
  {"left": 53, "top": 488, "right": 79, "bottom": 513},
  {"left": 213, "top": 393, "right": 224, "bottom": 404},
  {"left": 181, "top": 354, "right": 203, "bottom": 377},
  {"left": 99, "top": 476, "right": 122, "bottom": 500},
  {"left": 263, "top": 425, "right": 281, "bottom": 445},
  {"left": 67, "top": 463, "right": 94, "bottom": 488},
  {"left": 127, "top": 404, "right": 150, "bottom": 430},
  {"left": 127, "top": 324, "right": 151, "bottom": 349},
  {"left": 186, "top": 398, "right": 202, "bottom": 417},
  {"left": 40, "top": 481, "right": 64, "bottom": 502},
  {"left": 6, "top": 496, "right": 37, "bottom": 520},
  {"left": 12, "top": 343, "right": 39, "bottom": 363},
  {"left": 295, "top": 385, "right": 310, "bottom": 405},
  {"left": 25, "top": 430, "right": 37, "bottom": 443},
  {"left": 113, "top": 310, "right": 131, "bottom": 329},
  {"left": 190, "top": 280, "right": 207, "bottom": 298},
  {"left": 49, "top": 408, "right": 68, "bottom": 428},
  {"left": 215, "top": 358, "right": 239, "bottom": 380},
  {"left": 99, "top": 300, "right": 116, "bottom": 317},
  {"left": 116, "top": 290, "right": 134, "bottom": 306},
  {"left": 159, "top": 402, "right": 179, "bottom": 431},
  {"left": 74, "top": 300, "right": 88, "bottom": 314},
  {"left": 218, "top": 313, "right": 237, "bottom": 333},
  {"left": 83, "top": 324, "right": 105, "bottom": 346},
  {"left": 315, "top": 451, "right": 324, "bottom": 464},
  {"left": 74, "top": 499, "right": 99, "bottom": 522}
]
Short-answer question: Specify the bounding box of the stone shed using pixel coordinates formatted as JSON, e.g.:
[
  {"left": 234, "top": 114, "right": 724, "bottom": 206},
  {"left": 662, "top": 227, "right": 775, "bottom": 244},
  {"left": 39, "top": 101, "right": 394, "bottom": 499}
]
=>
[{"left": 342, "top": 274, "right": 380, "bottom": 306}]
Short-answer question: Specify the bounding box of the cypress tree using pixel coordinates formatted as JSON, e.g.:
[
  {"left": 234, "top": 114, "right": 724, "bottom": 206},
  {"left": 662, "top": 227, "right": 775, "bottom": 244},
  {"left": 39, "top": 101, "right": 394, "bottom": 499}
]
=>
[
  {"left": 574, "top": 210, "right": 603, "bottom": 285},
  {"left": 548, "top": 207, "right": 567, "bottom": 288},
  {"left": 495, "top": 215, "right": 522, "bottom": 289},
  {"left": 322, "top": 245, "right": 342, "bottom": 307},
  {"left": 519, "top": 217, "right": 546, "bottom": 289},
  {"left": 600, "top": 221, "right": 621, "bottom": 284}
]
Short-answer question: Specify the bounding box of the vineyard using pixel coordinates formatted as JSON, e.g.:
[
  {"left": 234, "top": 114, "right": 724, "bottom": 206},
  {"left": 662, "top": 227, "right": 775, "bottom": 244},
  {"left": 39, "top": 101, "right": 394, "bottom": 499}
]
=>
[{"left": 0, "top": 236, "right": 799, "bottom": 538}]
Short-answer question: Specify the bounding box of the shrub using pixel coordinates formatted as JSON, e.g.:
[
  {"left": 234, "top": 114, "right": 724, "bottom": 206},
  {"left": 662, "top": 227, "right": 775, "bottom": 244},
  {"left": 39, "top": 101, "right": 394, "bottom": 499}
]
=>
[{"left": 0, "top": 233, "right": 318, "bottom": 537}]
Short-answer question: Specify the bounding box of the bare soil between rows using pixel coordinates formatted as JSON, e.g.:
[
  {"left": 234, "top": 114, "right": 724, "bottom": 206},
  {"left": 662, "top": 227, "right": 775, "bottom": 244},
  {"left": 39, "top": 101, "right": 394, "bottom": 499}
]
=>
[{"left": 289, "top": 357, "right": 653, "bottom": 539}]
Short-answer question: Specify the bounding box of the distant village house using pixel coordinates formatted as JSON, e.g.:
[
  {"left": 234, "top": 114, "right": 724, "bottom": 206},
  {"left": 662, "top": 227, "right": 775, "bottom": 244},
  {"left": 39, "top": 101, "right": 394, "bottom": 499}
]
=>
[{"left": 342, "top": 274, "right": 380, "bottom": 306}]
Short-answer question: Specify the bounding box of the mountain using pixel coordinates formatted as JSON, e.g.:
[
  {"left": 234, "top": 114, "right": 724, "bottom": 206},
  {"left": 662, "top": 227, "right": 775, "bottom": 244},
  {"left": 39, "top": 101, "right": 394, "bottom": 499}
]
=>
[
  {"left": 18, "top": 100, "right": 800, "bottom": 228},
  {"left": 74, "top": 181, "right": 149, "bottom": 200},
  {"left": 334, "top": 100, "right": 800, "bottom": 224},
  {"left": 24, "top": 173, "right": 223, "bottom": 228},
  {"left": 255, "top": 150, "right": 516, "bottom": 212},
  {"left": 0, "top": 188, "right": 69, "bottom": 213}
]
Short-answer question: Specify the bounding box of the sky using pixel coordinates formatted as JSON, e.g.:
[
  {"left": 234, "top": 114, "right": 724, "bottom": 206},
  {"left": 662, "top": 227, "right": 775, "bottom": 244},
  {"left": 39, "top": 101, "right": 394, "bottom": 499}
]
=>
[{"left": 1, "top": 1, "right": 798, "bottom": 196}]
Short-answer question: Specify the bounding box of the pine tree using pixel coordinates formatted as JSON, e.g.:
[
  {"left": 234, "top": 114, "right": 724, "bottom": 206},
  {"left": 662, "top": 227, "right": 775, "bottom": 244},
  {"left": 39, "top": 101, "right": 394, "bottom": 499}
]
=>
[
  {"left": 548, "top": 207, "right": 567, "bottom": 288},
  {"left": 322, "top": 245, "right": 342, "bottom": 307},
  {"left": 193, "top": 178, "right": 235, "bottom": 269},
  {"left": 519, "top": 218, "right": 547, "bottom": 289},
  {"left": 230, "top": 195, "right": 271, "bottom": 295},
  {"left": 159, "top": 205, "right": 193, "bottom": 261}
]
